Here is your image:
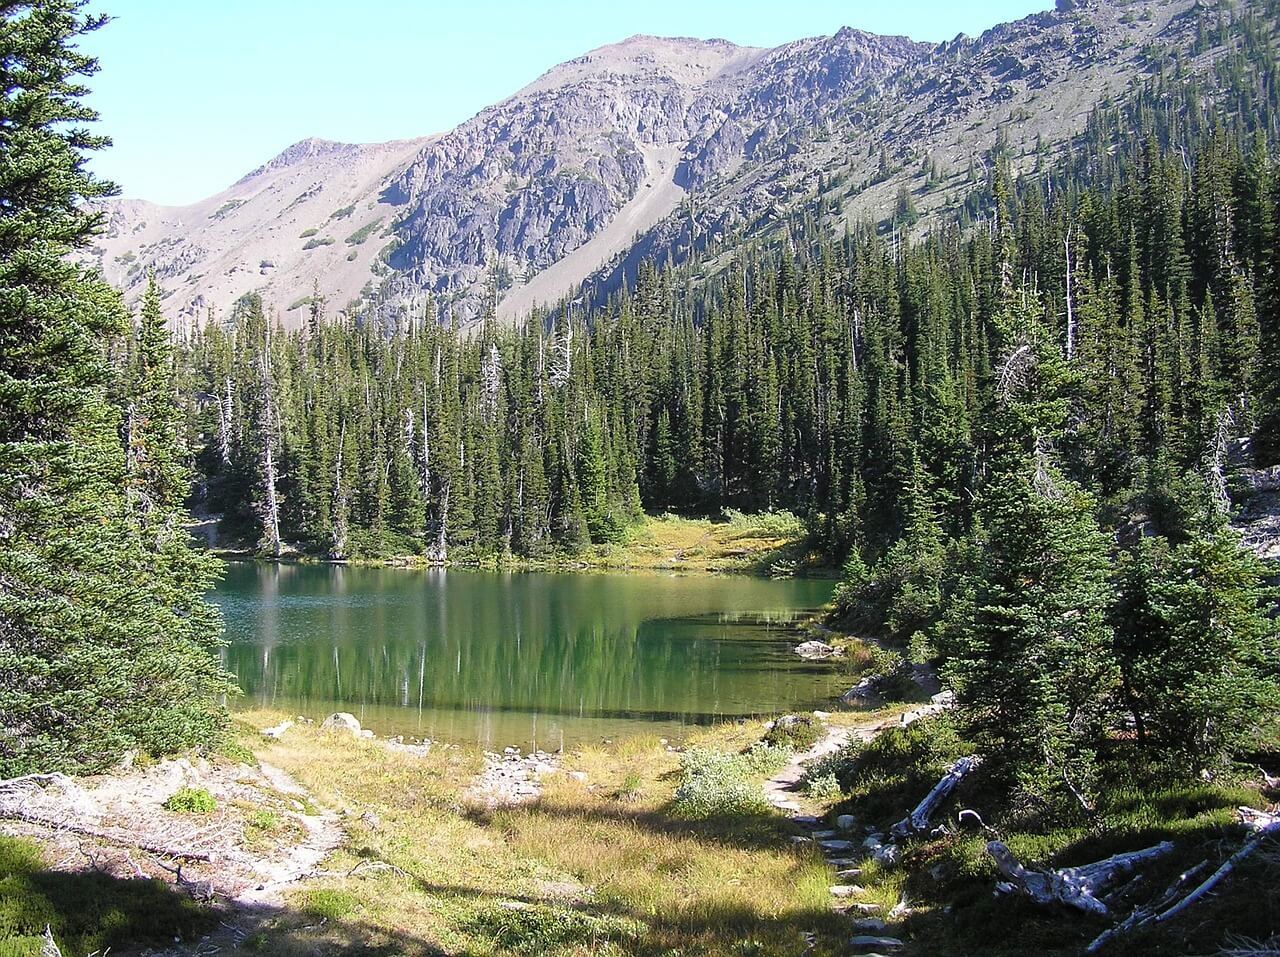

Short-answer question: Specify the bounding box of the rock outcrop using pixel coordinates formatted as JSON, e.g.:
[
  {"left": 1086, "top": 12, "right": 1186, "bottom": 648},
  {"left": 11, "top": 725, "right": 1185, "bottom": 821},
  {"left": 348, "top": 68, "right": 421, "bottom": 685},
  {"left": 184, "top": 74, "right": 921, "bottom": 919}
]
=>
[{"left": 92, "top": 0, "right": 1252, "bottom": 329}]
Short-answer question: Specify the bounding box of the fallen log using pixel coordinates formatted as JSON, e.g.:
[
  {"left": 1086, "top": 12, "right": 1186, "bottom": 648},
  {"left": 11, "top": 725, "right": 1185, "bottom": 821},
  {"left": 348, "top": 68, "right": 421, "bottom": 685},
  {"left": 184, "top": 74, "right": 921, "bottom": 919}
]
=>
[
  {"left": 1084, "top": 808, "right": 1280, "bottom": 952},
  {"left": 0, "top": 773, "right": 75, "bottom": 792},
  {"left": 890, "top": 756, "right": 980, "bottom": 840},
  {"left": 987, "top": 840, "right": 1175, "bottom": 916},
  {"left": 0, "top": 807, "right": 217, "bottom": 863}
]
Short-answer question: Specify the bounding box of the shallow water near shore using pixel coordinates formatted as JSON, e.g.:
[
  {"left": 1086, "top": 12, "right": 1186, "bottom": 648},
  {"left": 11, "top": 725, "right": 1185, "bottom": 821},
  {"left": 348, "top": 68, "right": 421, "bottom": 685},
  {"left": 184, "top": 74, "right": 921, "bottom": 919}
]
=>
[{"left": 213, "top": 562, "right": 841, "bottom": 750}]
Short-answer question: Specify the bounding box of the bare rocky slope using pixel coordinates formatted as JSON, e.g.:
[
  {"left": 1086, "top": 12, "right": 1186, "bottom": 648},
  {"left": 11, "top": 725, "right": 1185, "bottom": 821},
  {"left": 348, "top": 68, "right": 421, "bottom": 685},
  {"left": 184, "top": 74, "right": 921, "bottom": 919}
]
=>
[{"left": 92, "top": 0, "right": 1258, "bottom": 328}]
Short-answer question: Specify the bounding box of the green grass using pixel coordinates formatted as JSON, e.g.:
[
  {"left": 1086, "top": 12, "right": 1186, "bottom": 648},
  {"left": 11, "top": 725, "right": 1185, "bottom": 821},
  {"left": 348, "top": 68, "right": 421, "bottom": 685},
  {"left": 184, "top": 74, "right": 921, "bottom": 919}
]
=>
[
  {"left": 238, "top": 709, "right": 851, "bottom": 956},
  {"left": 0, "top": 836, "right": 212, "bottom": 957},
  {"left": 463, "top": 905, "right": 646, "bottom": 955},
  {"left": 300, "top": 888, "right": 360, "bottom": 921}
]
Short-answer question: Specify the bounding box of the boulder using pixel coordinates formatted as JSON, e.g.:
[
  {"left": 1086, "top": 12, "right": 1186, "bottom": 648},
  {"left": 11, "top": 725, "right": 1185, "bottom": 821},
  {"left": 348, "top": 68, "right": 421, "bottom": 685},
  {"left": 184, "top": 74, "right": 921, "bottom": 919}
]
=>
[
  {"left": 321, "top": 712, "right": 363, "bottom": 736},
  {"left": 261, "top": 719, "right": 293, "bottom": 739},
  {"left": 836, "top": 814, "right": 857, "bottom": 831},
  {"left": 795, "top": 640, "right": 838, "bottom": 660}
]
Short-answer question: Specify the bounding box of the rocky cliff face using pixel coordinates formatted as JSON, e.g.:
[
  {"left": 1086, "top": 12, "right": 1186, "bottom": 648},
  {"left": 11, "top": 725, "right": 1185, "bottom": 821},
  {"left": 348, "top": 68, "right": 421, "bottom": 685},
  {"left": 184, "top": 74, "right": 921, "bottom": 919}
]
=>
[{"left": 93, "top": 0, "right": 1265, "bottom": 328}]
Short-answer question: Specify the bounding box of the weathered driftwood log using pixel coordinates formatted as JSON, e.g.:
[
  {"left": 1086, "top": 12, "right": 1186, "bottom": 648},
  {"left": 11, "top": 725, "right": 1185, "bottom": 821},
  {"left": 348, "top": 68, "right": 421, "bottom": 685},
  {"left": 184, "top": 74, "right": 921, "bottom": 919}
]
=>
[
  {"left": 988, "top": 840, "right": 1175, "bottom": 916},
  {"left": 0, "top": 773, "right": 75, "bottom": 792},
  {"left": 0, "top": 807, "right": 217, "bottom": 863},
  {"left": 890, "top": 756, "right": 980, "bottom": 840},
  {"left": 41, "top": 925, "right": 62, "bottom": 957}
]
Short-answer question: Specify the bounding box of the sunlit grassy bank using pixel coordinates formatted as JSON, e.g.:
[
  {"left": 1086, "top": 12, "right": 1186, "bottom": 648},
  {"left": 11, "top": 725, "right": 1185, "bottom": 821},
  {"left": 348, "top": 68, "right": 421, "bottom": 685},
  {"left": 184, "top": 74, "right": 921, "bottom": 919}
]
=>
[{"left": 234, "top": 710, "right": 850, "bottom": 957}]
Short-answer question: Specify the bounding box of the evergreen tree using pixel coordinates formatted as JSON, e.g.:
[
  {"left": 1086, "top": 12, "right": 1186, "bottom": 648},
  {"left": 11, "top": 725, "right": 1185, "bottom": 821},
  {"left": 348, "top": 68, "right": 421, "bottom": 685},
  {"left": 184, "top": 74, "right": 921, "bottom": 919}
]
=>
[{"left": 0, "top": 1, "right": 233, "bottom": 775}]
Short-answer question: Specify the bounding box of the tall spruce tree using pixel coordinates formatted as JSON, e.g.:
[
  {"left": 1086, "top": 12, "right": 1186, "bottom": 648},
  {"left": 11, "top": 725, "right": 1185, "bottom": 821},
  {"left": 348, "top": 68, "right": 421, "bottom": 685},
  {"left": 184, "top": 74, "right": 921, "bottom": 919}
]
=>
[{"left": 0, "top": 1, "right": 234, "bottom": 775}]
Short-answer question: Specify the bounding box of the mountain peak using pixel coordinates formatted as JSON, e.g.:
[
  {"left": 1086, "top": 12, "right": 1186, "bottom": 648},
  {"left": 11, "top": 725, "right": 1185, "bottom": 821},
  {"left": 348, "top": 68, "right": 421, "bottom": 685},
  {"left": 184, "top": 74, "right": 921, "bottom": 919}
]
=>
[
  {"left": 515, "top": 33, "right": 763, "bottom": 98},
  {"left": 234, "top": 137, "right": 360, "bottom": 187}
]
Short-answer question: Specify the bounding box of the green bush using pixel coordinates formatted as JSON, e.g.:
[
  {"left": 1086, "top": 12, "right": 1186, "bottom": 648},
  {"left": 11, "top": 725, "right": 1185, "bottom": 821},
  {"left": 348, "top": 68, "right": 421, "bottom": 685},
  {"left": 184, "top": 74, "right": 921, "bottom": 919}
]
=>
[
  {"left": 344, "top": 219, "right": 382, "bottom": 246},
  {"left": 163, "top": 787, "right": 216, "bottom": 814},
  {"left": 246, "top": 808, "right": 279, "bottom": 831},
  {"left": 302, "top": 236, "right": 335, "bottom": 250},
  {"left": 723, "top": 508, "right": 805, "bottom": 539},
  {"left": 671, "top": 746, "right": 784, "bottom": 819},
  {"left": 762, "top": 714, "right": 823, "bottom": 752},
  {"left": 834, "top": 715, "right": 968, "bottom": 825},
  {"left": 298, "top": 227, "right": 318, "bottom": 238}
]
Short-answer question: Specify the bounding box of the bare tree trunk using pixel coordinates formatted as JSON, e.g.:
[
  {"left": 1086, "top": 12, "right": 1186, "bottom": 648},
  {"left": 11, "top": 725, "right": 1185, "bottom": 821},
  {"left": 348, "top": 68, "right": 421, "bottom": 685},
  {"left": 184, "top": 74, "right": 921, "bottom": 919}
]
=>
[
  {"left": 218, "top": 376, "right": 233, "bottom": 465},
  {"left": 257, "top": 346, "right": 283, "bottom": 557},
  {"left": 332, "top": 419, "right": 348, "bottom": 559},
  {"left": 1064, "top": 227, "right": 1076, "bottom": 360}
]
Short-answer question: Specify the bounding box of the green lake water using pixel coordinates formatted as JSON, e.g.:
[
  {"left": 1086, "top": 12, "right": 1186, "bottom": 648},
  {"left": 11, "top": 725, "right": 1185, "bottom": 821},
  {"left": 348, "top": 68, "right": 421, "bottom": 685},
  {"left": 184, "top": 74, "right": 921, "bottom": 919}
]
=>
[{"left": 213, "top": 563, "right": 841, "bottom": 750}]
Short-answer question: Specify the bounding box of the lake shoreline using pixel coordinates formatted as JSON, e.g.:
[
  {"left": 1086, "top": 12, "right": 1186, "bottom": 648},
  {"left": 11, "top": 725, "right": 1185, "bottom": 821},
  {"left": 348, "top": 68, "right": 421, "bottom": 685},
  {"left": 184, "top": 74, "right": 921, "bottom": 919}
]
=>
[
  {"left": 214, "top": 562, "right": 844, "bottom": 751},
  {"left": 204, "top": 512, "right": 842, "bottom": 579}
]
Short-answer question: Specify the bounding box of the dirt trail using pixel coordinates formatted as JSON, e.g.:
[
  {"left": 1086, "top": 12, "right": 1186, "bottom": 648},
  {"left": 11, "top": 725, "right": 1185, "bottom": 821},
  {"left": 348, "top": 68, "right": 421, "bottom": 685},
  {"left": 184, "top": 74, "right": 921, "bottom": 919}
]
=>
[{"left": 763, "top": 716, "right": 897, "bottom": 813}]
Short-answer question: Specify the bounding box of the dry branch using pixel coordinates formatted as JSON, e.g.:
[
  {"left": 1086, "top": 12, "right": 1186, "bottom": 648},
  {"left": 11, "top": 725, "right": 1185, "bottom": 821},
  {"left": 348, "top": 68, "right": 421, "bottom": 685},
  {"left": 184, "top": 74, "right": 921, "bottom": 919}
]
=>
[
  {"left": 1084, "top": 808, "right": 1280, "bottom": 952},
  {"left": 1085, "top": 860, "right": 1210, "bottom": 953},
  {"left": 1150, "top": 812, "right": 1279, "bottom": 925},
  {"left": 988, "top": 840, "right": 1174, "bottom": 916},
  {"left": 0, "top": 807, "right": 217, "bottom": 863}
]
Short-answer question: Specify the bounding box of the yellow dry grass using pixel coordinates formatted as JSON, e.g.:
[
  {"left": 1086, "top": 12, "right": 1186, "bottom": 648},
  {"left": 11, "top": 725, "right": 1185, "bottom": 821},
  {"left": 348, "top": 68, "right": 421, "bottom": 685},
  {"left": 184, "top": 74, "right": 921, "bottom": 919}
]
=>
[
  {"left": 580, "top": 512, "right": 823, "bottom": 575},
  {"left": 233, "top": 711, "right": 854, "bottom": 956}
]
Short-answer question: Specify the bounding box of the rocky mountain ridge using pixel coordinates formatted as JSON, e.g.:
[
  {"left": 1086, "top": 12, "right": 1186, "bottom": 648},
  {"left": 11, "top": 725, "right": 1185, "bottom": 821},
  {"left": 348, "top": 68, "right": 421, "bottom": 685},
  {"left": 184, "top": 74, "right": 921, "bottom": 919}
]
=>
[{"left": 91, "top": 0, "right": 1268, "bottom": 327}]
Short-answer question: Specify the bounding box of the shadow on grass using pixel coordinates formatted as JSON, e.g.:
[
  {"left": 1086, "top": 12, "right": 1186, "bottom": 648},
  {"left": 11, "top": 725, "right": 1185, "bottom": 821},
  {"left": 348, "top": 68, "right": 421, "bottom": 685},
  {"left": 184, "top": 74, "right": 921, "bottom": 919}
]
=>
[
  {"left": 0, "top": 834, "right": 451, "bottom": 957},
  {"left": 0, "top": 838, "right": 211, "bottom": 957}
]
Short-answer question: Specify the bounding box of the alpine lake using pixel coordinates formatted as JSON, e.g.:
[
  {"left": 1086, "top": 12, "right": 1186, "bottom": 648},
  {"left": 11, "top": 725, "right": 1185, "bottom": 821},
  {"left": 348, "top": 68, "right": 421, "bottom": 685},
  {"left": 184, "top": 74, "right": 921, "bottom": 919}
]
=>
[{"left": 214, "top": 562, "right": 843, "bottom": 750}]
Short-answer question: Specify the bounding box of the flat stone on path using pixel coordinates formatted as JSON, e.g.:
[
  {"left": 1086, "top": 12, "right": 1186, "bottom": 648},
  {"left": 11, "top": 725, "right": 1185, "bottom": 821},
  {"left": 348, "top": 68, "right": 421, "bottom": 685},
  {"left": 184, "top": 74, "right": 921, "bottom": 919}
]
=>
[
  {"left": 849, "top": 937, "right": 903, "bottom": 952},
  {"left": 836, "top": 868, "right": 863, "bottom": 879},
  {"left": 829, "top": 884, "right": 865, "bottom": 897},
  {"left": 819, "top": 839, "right": 856, "bottom": 852},
  {"left": 852, "top": 919, "right": 888, "bottom": 933}
]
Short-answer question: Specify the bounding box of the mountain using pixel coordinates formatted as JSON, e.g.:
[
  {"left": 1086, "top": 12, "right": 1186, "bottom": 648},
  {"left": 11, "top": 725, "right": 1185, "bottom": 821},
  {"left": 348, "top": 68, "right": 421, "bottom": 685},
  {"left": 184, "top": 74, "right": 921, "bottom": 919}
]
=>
[{"left": 91, "top": 0, "right": 1245, "bottom": 327}]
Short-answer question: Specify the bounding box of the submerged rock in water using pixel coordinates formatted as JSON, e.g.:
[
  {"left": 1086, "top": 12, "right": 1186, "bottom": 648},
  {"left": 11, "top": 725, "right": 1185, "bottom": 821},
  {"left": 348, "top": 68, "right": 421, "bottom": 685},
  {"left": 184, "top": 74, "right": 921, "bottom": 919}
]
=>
[{"left": 795, "top": 640, "right": 839, "bottom": 660}]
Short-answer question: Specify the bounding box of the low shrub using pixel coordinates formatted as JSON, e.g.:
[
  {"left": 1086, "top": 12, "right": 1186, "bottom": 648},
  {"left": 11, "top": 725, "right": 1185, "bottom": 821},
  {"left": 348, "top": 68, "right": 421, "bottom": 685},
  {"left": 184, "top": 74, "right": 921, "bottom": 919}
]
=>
[
  {"left": 800, "top": 771, "right": 843, "bottom": 802},
  {"left": 246, "top": 808, "right": 279, "bottom": 831},
  {"left": 722, "top": 508, "right": 805, "bottom": 539},
  {"left": 163, "top": 787, "right": 216, "bottom": 814},
  {"left": 763, "top": 714, "right": 823, "bottom": 752},
  {"left": 671, "top": 745, "right": 784, "bottom": 819}
]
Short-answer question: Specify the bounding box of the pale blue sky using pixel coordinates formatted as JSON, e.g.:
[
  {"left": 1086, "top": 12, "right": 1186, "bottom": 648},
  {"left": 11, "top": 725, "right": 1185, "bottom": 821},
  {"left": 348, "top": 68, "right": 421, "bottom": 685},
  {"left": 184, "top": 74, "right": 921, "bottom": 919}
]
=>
[{"left": 83, "top": 1, "right": 1048, "bottom": 205}]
